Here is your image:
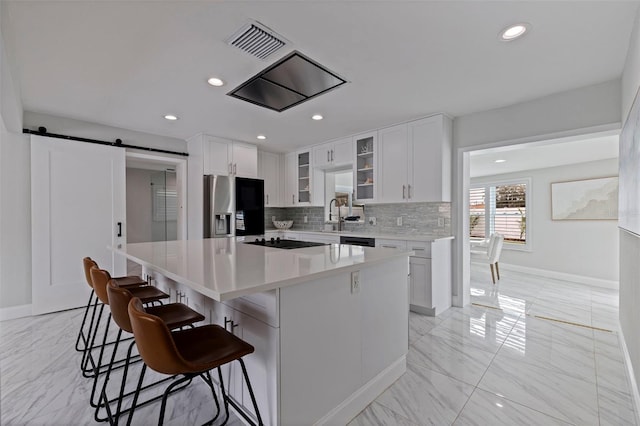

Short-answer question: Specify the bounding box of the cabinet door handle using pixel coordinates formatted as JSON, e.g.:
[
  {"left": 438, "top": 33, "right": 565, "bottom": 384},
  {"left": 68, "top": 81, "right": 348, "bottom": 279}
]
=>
[
  {"left": 402, "top": 185, "right": 406, "bottom": 199},
  {"left": 224, "top": 316, "right": 232, "bottom": 330},
  {"left": 382, "top": 245, "right": 397, "bottom": 248},
  {"left": 327, "top": 151, "right": 330, "bottom": 162},
  {"left": 331, "top": 149, "right": 334, "bottom": 162},
  {"left": 292, "top": 194, "right": 295, "bottom": 204},
  {"left": 117, "top": 222, "right": 122, "bottom": 237},
  {"left": 266, "top": 194, "right": 269, "bottom": 205},
  {"left": 408, "top": 184, "right": 412, "bottom": 199}
]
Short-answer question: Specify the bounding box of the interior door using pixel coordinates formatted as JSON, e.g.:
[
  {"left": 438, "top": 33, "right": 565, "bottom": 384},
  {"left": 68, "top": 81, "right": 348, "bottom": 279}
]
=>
[{"left": 31, "top": 135, "right": 126, "bottom": 314}]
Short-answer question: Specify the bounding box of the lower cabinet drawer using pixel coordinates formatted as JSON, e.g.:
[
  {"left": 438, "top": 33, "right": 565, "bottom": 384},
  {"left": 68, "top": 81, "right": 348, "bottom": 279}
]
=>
[
  {"left": 222, "top": 289, "right": 279, "bottom": 328},
  {"left": 407, "top": 241, "right": 431, "bottom": 258}
]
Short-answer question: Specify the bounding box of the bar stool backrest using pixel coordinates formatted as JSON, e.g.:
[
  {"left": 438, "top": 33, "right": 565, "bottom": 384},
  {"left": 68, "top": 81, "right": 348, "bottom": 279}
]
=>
[
  {"left": 107, "top": 280, "right": 134, "bottom": 333},
  {"left": 128, "top": 298, "right": 189, "bottom": 375},
  {"left": 83, "top": 257, "right": 98, "bottom": 289},
  {"left": 90, "top": 266, "right": 112, "bottom": 305}
]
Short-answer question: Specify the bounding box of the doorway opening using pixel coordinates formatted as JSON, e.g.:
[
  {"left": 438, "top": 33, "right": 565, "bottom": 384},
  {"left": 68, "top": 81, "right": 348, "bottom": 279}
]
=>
[
  {"left": 456, "top": 129, "right": 619, "bottom": 307},
  {"left": 125, "top": 152, "right": 187, "bottom": 274}
]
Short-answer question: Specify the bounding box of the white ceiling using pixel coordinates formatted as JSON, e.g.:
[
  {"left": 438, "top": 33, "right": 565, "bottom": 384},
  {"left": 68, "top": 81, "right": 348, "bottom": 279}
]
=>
[
  {"left": 2, "top": 1, "right": 638, "bottom": 152},
  {"left": 469, "top": 134, "right": 619, "bottom": 178}
]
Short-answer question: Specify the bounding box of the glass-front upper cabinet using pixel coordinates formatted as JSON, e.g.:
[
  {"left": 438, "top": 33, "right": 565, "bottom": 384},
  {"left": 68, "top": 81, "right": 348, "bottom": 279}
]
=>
[
  {"left": 298, "top": 151, "right": 311, "bottom": 204},
  {"left": 354, "top": 131, "right": 377, "bottom": 202}
]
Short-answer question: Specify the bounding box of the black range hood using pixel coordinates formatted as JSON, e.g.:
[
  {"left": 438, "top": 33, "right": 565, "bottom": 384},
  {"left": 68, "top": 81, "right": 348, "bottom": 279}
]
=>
[{"left": 228, "top": 51, "right": 347, "bottom": 112}]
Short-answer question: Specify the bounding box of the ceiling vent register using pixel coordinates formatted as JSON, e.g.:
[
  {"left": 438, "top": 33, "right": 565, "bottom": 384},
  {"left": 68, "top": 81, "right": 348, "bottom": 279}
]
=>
[
  {"left": 227, "top": 21, "right": 287, "bottom": 60},
  {"left": 228, "top": 51, "right": 347, "bottom": 112}
]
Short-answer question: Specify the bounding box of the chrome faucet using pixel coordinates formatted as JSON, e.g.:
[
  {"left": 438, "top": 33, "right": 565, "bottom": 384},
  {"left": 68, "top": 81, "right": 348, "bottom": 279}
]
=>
[
  {"left": 329, "top": 198, "right": 344, "bottom": 231},
  {"left": 329, "top": 198, "right": 337, "bottom": 222}
]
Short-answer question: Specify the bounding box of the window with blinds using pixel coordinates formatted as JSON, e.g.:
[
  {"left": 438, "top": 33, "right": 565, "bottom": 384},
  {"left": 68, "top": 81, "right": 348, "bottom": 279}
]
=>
[
  {"left": 153, "top": 188, "right": 178, "bottom": 222},
  {"left": 470, "top": 181, "right": 528, "bottom": 246}
]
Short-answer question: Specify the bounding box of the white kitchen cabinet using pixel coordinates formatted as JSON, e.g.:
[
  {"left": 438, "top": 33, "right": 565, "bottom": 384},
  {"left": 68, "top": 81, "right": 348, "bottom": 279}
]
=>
[
  {"left": 376, "top": 238, "right": 407, "bottom": 250},
  {"left": 284, "top": 152, "right": 297, "bottom": 207},
  {"left": 409, "top": 238, "right": 452, "bottom": 316},
  {"left": 232, "top": 142, "right": 259, "bottom": 178},
  {"left": 283, "top": 231, "right": 301, "bottom": 240},
  {"left": 354, "top": 132, "right": 377, "bottom": 202},
  {"left": 258, "top": 151, "right": 281, "bottom": 207},
  {"left": 203, "top": 135, "right": 232, "bottom": 176},
  {"left": 312, "top": 137, "right": 352, "bottom": 169},
  {"left": 378, "top": 125, "right": 408, "bottom": 203},
  {"left": 191, "top": 134, "right": 258, "bottom": 178},
  {"left": 208, "top": 297, "right": 279, "bottom": 426},
  {"left": 408, "top": 115, "right": 452, "bottom": 202},
  {"left": 378, "top": 114, "right": 452, "bottom": 203},
  {"left": 187, "top": 134, "right": 259, "bottom": 239},
  {"left": 283, "top": 150, "right": 324, "bottom": 206}
]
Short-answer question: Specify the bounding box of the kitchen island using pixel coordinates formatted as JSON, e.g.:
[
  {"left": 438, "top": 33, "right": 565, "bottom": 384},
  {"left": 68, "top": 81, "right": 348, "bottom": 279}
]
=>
[{"left": 115, "top": 238, "right": 411, "bottom": 425}]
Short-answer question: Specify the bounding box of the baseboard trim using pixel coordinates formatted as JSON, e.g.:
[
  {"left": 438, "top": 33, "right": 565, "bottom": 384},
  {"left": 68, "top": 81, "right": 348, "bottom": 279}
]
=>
[
  {"left": 472, "top": 261, "right": 618, "bottom": 289},
  {"left": 617, "top": 328, "right": 640, "bottom": 426},
  {"left": 0, "top": 304, "right": 32, "bottom": 321},
  {"left": 315, "top": 356, "right": 406, "bottom": 426}
]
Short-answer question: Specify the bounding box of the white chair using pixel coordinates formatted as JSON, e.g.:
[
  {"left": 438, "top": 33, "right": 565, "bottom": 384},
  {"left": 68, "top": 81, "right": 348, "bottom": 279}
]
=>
[
  {"left": 470, "top": 233, "right": 504, "bottom": 284},
  {"left": 487, "top": 234, "right": 504, "bottom": 284}
]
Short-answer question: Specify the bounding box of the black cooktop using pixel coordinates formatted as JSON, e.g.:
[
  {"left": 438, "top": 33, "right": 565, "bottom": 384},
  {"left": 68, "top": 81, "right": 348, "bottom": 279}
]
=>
[{"left": 246, "top": 238, "right": 328, "bottom": 250}]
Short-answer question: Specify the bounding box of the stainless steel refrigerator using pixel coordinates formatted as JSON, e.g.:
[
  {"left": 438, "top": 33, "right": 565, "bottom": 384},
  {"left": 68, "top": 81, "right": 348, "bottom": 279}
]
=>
[{"left": 204, "top": 175, "right": 264, "bottom": 238}]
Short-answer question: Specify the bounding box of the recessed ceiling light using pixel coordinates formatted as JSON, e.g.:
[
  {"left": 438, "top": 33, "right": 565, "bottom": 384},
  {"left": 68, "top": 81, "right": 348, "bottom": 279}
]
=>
[
  {"left": 495, "top": 159, "right": 506, "bottom": 163},
  {"left": 312, "top": 114, "right": 323, "bottom": 121},
  {"left": 164, "top": 114, "right": 178, "bottom": 121},
  {"left": 500, "top": 23, "right": 530, "bottom": 41},
  {"left": 207, "top": 77, "right": 225, "bottom": 87},
  {"left": 257, "top": 135, "right": 266, "bottom": 140}
]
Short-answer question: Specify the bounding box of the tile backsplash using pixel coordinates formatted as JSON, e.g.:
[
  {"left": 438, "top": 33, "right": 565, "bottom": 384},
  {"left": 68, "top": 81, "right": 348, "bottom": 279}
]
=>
[{"left": 266, "top": 202, "right": 451, "bottom": 236}]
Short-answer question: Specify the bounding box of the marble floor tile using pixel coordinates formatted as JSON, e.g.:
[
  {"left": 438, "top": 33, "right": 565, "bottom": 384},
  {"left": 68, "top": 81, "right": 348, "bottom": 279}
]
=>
[
  {"left": 598, "top": 385, "right": 638, "bottom": 426},
  {"left": 429, "top": 307, "right": 518, "bottom": 354},
  {"left": 452, "top": 388, "right": 571, "bottom": 426},
  {"left": 596, "top": 352, "right": 633, "bottom": 394},
  {"left": 409, "top": 333, "right": 496, "bottom": 386},
  {"left": 477, "top": 352, "right": 600, "bottom": 425},
  {"left": 408, "top": 311, "right": 442, "bottom": 344},
  {"left": 375, "top": 363, "right": 474, "bottom": 425},
  {"left": 500, "top": 317, "right": 596, "bottom": 378},
  {"left": 348, "top": 401, "right": 419, "bottom": 426},
  {"left": 3, "top": 268, "right": 637, "bottom": 426}
]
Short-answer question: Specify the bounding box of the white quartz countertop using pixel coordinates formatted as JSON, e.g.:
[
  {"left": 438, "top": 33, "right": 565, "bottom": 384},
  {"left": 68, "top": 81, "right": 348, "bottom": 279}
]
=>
[
  {"left": 266, "top": 229, "right": 454, "bottom": 242},
  {"left": 115, "top": 239, "right": 412, "bottom": 301}
]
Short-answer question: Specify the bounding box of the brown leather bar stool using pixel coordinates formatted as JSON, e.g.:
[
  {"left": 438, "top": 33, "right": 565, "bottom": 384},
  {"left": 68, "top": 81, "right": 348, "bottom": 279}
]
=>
[
  {"left": 95, "top": 280, "right": 205, "bottom": 424},
  {"left": 127, "top": 297, "right": 264, "bottom": 426},
  {"left": 76, "top": 257, "right": 147, "bottom": 354},
  {"left": 82, "top": 267, "right": 169, "bottom": 381}
]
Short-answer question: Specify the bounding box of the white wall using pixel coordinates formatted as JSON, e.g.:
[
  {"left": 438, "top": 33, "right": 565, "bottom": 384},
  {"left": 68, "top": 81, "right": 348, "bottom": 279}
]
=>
[
  {"left": 452, "top": 80, "right": 623, "bottom": 307},
  {"left": 620, "top": 5, "right": 640, "bottom": 406},
  {"left": 0, "top": 119, "right": 30, "bottom": 309},
  {"left": 455, "top": 79, "right": 622, "bottom": 149},
  {"left": 23, "top": 111, "right": 186, "bottom": 153},
  {"left": 0, "top": 110, "right": 186, "bottom": 311},
  {"left": 0, "top": 3, "right": 30, "bottom": 310},
  {"left": 472, "top": 158, "right": 619, "bottom": 284},
  {"left": 0, "top": 1, "right": 22, "bottom": 133}
]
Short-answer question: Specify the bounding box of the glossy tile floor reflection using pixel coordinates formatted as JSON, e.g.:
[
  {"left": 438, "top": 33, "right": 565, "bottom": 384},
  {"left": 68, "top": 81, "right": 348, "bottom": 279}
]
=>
[
  {"left": 0, "top": 305, "right": 243, "bottom": 425},
  {"left": 349, "top": 263, "right": 637, "bottom": 426},
  {"left": 0, "top": 264, "right": 635, "bottom": 425}
]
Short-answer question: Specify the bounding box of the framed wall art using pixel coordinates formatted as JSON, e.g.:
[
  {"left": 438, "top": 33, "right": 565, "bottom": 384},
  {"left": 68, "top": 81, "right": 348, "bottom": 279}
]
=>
[{"left": 551, "top": 176, "right": 618, "bottom": 220}]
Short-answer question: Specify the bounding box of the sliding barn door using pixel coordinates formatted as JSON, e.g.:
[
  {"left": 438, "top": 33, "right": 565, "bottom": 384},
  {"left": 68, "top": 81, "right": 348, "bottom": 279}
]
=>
[{"left": 31, "top": 135, "right": 126, "bottom": 314}]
